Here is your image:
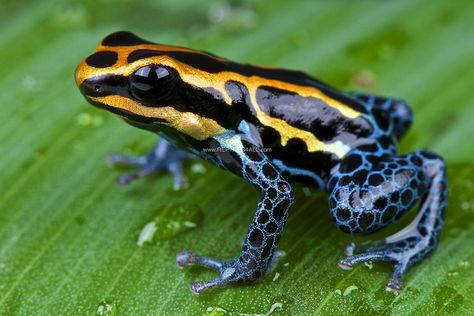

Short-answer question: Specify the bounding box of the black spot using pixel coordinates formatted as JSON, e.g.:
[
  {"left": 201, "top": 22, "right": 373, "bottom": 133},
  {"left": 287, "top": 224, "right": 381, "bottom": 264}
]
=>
[
  {"left": 336, "top": 207, "right": 351, "bottom": 222},
  {"left": 85, "top": 51, "right": 118, "bottom": 68},
  {"left": 374, "top": 196, "right": 388, "bottom": 210},
  {"left": 353, "top": 169, "right": 368, "bottom": 185},
  {"left": 262, "top": 163, "right": 278, "bottom": 180},
  {"left": 257, "top": 210, "right": 269, "bottom": 225},
  {"left": 372, "top": 108, "right": 390, "bottom": 131},
  {"left": 418, "top": 227, "right": 427, "bottom": 237},
  {"left": 381, "top": 205, "right": 397, "bottom": 223},
  {"left": 409, "top": 155, "right": 422, "bottom": 166},
  {"left": 273, "top": 201, "right": 289, "bottom": 222},
  {"left": 421, "top": 150, "right": 439, "bottom": 160},
  {"left": 401, "top": 190, "right": 413, "bottom": 205},
  {"left": 368, "top": 173, "right": 385, "bottom": 186},
  {"left": 265, "top": 222, "right": 278, "bottom": 234},
  {"left": 390, "top": 192, "right": 400, "bottom": 203},
  {"left": 339, "top": 176, "right": 352, "bottom": 186},
  {"left": 263, "top": 198, "right": 273, "bottom": 210},
  {"left": 102, "top": 31, "right": 152, "bottom": 46},
  {"left": 373, "top": 163, "right": 385, "bottom": 171},
  {"left": 249, "top": 229, "right": 264, "bottom": 248},
  {"left": 365, "top": 155, "right": 380, "bottom": 166},
  {"left": 267, "top": 188, "right": 277, "bottom": 200},
  {"left": 358, "top": 211, "right": 374, "bottom": 230},
  {"left": 378, "top": 136, "right": 392, "bottom": 149},
  {"left": 341, "top": 154, "right": 362, "bottom": 173},
  {"left": 357, "top": 143, "right": 378, "bottom": 152}
]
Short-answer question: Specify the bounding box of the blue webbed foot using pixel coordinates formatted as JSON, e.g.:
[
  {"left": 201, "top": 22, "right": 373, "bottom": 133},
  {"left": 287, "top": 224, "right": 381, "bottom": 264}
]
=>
[
  {"left": 176, "top": 251, "right": 241, "bottom": 294},
  {"left": 176, "top": 250, "right": 285, "bottom": 294},
  {"left": 108, "top": 138, "right": 192, "bottom": 189},
  {"left": 339, "top": 233, "right": 434, "bottom": 292},
  {"left": 329, "top": 149, "right": 447, "bottom": 292}
]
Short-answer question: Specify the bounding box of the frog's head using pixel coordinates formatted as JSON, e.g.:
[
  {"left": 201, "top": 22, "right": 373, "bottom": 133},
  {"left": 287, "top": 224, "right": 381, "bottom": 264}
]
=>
[{"left": 75, "top": 31, "right": 227, "bottom": 140}]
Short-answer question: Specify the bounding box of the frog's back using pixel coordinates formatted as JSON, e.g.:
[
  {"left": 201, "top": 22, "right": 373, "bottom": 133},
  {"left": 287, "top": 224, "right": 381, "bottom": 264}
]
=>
[{"left": 218, "top": 63, "right": 376, "bottom": 186}]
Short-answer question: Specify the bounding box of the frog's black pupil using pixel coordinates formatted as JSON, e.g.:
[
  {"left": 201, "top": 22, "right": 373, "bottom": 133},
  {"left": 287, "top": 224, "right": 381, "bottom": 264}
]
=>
[
  {"left": 93, "top": 84, "right": 101, "bottom": 92},
  {"left": 130, "top": 66, "right": 174, "bottom": 103}
]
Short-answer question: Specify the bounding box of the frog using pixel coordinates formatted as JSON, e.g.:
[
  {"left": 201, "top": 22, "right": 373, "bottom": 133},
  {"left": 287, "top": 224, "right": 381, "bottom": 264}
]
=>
[{"left": 75, "top": 31, "right": 447, "bottom": 294}]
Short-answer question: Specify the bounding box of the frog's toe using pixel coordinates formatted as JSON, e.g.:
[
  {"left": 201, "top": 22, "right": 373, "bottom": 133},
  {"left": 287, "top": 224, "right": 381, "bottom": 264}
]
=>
[
  {"left": 114, "top": 165, "right": 160, "bottom": 186},
  {"left": 189, "top": 279, "right": 221, "bottom": 295},
  {"left": 176, "top": 251, "right": 251, "bottom": 294},
  {"left": 338, "top": 236, "right": 433, "bottom": 292},
  {"left": 168, "top": 163, "right": 189, "bottom": 190},
  {"left": 107, "top": 153, "right": 148, "bottom": 167},
  {"left": 176, "top": 251, "right": 224, "bottom": 270},
  {"left": 108, "top": 138, "right": 192, "bottom": 186}
]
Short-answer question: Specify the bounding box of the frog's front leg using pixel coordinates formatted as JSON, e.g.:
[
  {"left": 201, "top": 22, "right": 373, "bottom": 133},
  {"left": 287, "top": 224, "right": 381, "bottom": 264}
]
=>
[
  {"left": 108, "top": 137, "right": 192, "bottom": 189},
  {"left": 176, "top": 133, "right": 293, "bottom": 294},
  {"left": 328, "top": 148, "right": 447, "bottom": 291}
]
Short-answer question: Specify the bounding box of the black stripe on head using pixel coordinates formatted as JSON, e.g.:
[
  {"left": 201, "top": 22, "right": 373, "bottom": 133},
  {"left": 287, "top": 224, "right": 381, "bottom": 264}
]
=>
[
  {"left": 127, "top": 49, "right": 228, "bottom": 73},
  {"left": 85, "top": 51, "right": 118, "bottom": 68},
  {"left": 102, "top": 31, "right": 153, "bottom": 47}
]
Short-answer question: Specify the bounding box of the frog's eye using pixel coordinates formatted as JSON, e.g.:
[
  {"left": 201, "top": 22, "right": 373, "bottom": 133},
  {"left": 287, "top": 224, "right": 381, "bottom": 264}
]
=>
[{"left": 129, "top": 65, "right": 176, "bottom": 103}]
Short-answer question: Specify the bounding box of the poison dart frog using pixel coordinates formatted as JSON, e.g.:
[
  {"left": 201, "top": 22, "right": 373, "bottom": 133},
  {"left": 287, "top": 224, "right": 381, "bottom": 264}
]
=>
[{"left": 75, "top": 31, "right": 447, "bottom": 294}]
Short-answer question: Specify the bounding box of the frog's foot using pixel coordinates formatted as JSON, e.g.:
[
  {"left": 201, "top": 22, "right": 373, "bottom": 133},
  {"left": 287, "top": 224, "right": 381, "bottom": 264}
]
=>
[
  {"left": 338, "top": 234, "right": 436, "bottom": 292},
  {"left": 107, "top": 138, "right": 191, "bottom": 189},
  {"left": 176, "top": 250, "right": 285, "bottom": 294},
  {"left": 176, "top": 251, "right": 247, "bottom": 294}
]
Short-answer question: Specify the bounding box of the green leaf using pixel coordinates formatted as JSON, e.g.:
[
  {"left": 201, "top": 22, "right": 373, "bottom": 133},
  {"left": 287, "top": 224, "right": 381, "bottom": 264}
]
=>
[{"left": 1, "top": 0, "right": 473, "bottom": 315}]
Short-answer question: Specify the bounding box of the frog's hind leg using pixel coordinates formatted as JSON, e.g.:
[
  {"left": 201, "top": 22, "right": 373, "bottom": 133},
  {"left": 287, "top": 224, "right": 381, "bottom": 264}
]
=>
[
  {"left": 328, "top": 149, "right": 447, "bottom": 291},
  {"left": 349, "top": 92, "right": 413, "bottom": 140},
  {"left": 108, "top": 138, "right": 192, "bottom": 189}
]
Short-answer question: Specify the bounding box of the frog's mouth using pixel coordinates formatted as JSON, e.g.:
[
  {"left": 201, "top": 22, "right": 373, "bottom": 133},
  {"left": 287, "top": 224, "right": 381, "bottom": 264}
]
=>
[{"left": 86, "top": 96, "right": 167, "bottom": 125}]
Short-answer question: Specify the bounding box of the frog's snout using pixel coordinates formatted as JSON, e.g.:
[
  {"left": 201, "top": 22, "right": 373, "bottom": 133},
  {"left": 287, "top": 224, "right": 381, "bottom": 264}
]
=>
[{"left": 77, "top": 73, "right": 128, "bottom": 99}]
